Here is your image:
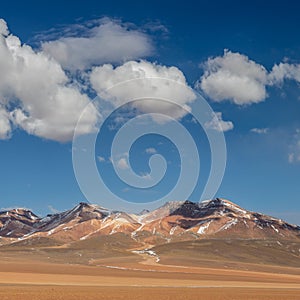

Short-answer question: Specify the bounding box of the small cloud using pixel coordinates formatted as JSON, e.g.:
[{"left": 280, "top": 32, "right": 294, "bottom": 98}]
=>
[
  {"left": 288, "top": 129, "right": 300, "bottom": 164},
  {"left": 48, "top": 205, "right": 60, "bottom": 214},
  {"left": 1, "top": 206, "right": 33, "bottom": 212},
  {"left": 140, "top": 173, "right": 152, "bottom": 180},
  {"left": 116, "top": 157, "right": 129, "bottom": 170},
  {"left": 97, "top": 156, "right": 106, "bottom": 162},
  {"left": 143, "top": 21, "right": 169, "bottom": 36},
  {"left": 189, "top": 116, "right": 198, "bottom": 124},
  {"left": 110, "top": 152, "right": 129, "bottom": 166},
  {"left": 250, "top": 128, "right": 269, "bottom": 134},
  {"left": 108, "top": 115, "right": 132, "bottom": 131},
  {"left": 288, "top": 153, "right": 297, "bottom": 163},
  {"left": 268, "top": 62, "right": 300, "bottom": 86},
  {"left": 145, "top": 147, "right": 157, "bottom": 154},
  {"left": 205, "top": 112, "right": 234, "bottom": 132}
]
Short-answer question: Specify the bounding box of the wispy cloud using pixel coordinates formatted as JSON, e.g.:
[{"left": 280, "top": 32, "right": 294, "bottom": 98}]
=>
[
  {"left": 140, "top": 173, "right": 152, "bottom": 180},
  {"left": 48, "top": 205, "right": 60, "bottom": 214},
  {"left": 97, "top": 156, "right": 106, "bottom": 162},
  {"left": 145, "top": 147, "right": 157, "bottom": 154},
  {"left": 41, "top": 18, "right": 153, "bottom": 70},
  {"left": 288, "top": 129, "right": 300, "bottom": 163},
  {"left": 250, "top": 128, "right": 269, "bottom": 134}
]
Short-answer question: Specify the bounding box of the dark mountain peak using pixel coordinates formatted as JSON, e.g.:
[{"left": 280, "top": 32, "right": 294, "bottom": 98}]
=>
[
  {"left": 63, "top": 202, "right": 111, "bottom": 218},
  {"left": 138, "top": 201, "right": 185, "bottom": 222},
  {"left": 0, "top": 208, "right": 39, "bottom": 221},
  {"left": 170, "top": 200, "right": 202, "bottom": 218},
  {"left": 138, "top": 209, "right": 150, "bottom": 215},
  {"left": 199, "top": 198, "right": 248, "bottom": 214},
  {"left": 170, "top": 198, "right": 249, "bottom": 218},
  {"left": 37, "top": 202, "right": 111, "bottom": 232},
  {"left": 79, "top": 202, "right": 89, "bottom": 206},
  {"left": 0, "top": 208, "right": 39, "bottom": 238},
  {"left": 72, "top": 202, "right": 93, "bottom": 212},
  {"left": 183, "top": 200, "right": 195, "bottom": 205}
]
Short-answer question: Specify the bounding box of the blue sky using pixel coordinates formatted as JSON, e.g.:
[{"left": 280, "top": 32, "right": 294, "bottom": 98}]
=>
[{"left": 0, "top": 0, "right": 300, "bottom": 224}]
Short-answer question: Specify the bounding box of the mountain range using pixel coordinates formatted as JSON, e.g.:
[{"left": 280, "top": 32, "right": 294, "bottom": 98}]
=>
[{"left": 1, "top": 198, "right": 299, "bottom": 247}]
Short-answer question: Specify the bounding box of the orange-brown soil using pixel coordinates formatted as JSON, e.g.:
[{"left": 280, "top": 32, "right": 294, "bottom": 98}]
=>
[{"left": 0, "top": 253, "right": 299, "bottom": 300}]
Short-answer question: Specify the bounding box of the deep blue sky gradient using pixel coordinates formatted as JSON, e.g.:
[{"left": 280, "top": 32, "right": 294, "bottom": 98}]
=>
[{"left": 0, "top": 0, "right": 300, "bottom": 223}]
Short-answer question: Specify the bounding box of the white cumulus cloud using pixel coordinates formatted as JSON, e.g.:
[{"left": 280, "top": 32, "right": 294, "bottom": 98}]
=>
[
  {"left": 0, "top": 18, "right": 99, "bottom": 142},
  {"left": 197, "top": 50, "right": 300, "bottom": 106},
  {"left": 204, "top": 112, "right": 234, "bottom": 132},
  {"left": 197, "top": 50, "right": 268, "bottom": 105},
  {"left": 90, "top": 60, "right": 196, "bottom": 121},
  {"left": 42, "top": 19, "right": 153, "bottom": 71},
  {"left": 0, "top": 19, "right": 9, "bottom": 36}
]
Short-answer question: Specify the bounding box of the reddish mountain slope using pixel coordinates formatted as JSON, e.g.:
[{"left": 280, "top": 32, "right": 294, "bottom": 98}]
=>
[{"left": 0, "top": 199, "right": 299, "bottom": 246}]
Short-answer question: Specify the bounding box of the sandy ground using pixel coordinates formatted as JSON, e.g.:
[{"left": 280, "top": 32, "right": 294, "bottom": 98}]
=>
[
  {"left": 0, "top": 257, "right": 299, "bottom": 299},
  {"left": 1, "top": 286, "right": 300, "bottom": 300}
]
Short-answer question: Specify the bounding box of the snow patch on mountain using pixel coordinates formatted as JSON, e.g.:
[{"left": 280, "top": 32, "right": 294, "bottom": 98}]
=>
[
  {"left": 219, "top": 218, "right": 238, "bottom": 231},
  {"left": 197, "top": 220, "right": 212, "bottom": 234}
]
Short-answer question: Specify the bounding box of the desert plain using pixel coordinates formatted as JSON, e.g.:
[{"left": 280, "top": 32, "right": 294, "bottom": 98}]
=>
[{"left": 0, "top": 237, "right": 299, "bottom": 299}]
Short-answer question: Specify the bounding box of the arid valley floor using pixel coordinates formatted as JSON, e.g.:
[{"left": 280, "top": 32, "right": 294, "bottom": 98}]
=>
[
  {"left": 0, "top": 238, "right": 299, "bottom": 300},
  {"left": 1, "top": 199, "right": 299, "bottom": 299}
]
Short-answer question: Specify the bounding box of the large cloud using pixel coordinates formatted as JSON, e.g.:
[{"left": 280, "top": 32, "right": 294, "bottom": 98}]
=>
[
  {"left": 197, "top": 50, "right": 300, "bottom": 105},
  {"left": 197, "top": 50, "right": 268, "bottom": 105},
  {"left": 90, "top": 60, "right": 196, "bottom": 121},
  {"left": 0, "top": 19, "right": 98, "bottom": 142},
  {"left": 42, "top": 19, "right": 153, "bottom": 71}
]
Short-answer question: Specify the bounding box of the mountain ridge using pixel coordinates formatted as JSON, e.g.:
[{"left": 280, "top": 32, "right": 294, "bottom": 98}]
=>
[{"left": 0, "top": 198, "right": 299, "bottom": 247}]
